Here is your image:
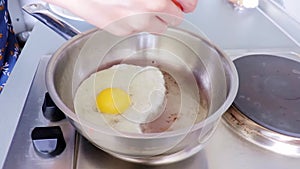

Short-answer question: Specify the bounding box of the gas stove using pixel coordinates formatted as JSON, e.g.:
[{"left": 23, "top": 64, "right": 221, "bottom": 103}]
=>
[{"left": 2, "top": 49, "right": 300, "bottom": 169}]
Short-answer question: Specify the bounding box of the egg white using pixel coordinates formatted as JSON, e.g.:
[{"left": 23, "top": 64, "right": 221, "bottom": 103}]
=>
[{"left": 74, "top": 64, "right": 166, "bottom": 133}]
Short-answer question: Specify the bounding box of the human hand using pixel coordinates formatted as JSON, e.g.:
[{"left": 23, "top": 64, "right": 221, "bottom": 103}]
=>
[{"left": 43, "top": 0, "right": 198, "bottom": 36}]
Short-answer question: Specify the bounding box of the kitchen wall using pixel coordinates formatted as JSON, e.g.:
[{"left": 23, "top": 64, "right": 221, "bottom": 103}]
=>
[{"left": 273, "top": 0, "right": 300, "bottom": 23}]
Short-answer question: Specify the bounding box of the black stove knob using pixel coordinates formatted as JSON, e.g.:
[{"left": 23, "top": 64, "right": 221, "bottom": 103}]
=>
[
  {"left": 31, "top": 126, "right": 66, "bottom": 158},
  {"left": 42, "top": 92, "right": 65, "bottom": 122}
]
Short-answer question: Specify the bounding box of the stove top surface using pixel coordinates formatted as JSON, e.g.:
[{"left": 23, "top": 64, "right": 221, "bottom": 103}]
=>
[{"left": 3, "top": 51, "right": 300, "bottom": 169}]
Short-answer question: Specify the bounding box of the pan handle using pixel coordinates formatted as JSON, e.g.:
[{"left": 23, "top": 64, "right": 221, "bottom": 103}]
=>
[{"left": 22, "top": 3, "right": 81, "bottom": 40}]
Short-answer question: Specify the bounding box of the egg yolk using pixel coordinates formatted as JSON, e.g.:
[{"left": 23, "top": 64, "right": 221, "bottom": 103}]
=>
[{"left": 96, "top": 88, "right": 131, "bottom": 114}]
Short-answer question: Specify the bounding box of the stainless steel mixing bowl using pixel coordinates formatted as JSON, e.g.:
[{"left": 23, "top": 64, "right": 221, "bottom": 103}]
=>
[{"left": 45, "top": 28, "right": 238, "bottom": 164}]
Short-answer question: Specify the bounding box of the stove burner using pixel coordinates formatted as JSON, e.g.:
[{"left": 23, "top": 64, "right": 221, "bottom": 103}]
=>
[
  {"left": 223, "top": 53, "right": 300, "bottom": 157},
  {"left": 233, "top": 54, "right": 300, "bottom": 137}
]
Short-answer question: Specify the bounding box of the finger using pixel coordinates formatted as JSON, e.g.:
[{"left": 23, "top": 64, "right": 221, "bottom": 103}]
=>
[
  {"left": 134, "top": 0, "right": 184, "bottom": 20},
  {"left": 101, "top": 13, "right": 166, "bottom": 36},
  {"left": 103, "top": 24, "right": 134, "bottom": 36},
  {"left": 175, "top": 0, "right": 198, "bottom": 13},
  {"left": 102, "top": 14, "right": 136, "bottom": 36},
  {"left": 154, "top": 1, "right": 184, "bottom": 26},
  {"left": 172, "top": 0, "right": 184, "bottom": 11},
  {"left": 155, "top": 12, "right": 183, "bottom": 27},
  {"left": 131, "top": 14, "right": 168, "bottom": 34}
]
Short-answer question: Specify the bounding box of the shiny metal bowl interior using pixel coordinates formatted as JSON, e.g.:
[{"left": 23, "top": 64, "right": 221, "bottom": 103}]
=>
[{"left": 46, "top": 28, "right": 239, "bottom": 163}]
